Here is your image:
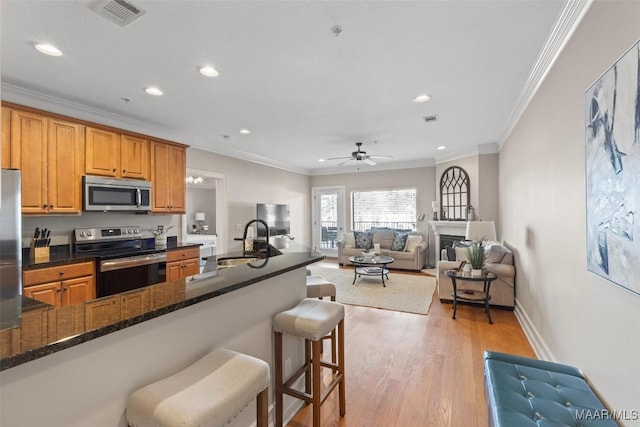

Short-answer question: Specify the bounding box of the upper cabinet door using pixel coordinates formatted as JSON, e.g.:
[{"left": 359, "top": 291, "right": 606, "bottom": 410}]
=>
[
  {"left": 120, "top": 135, "right": 149, "bottom": 180},
  {"left": 85, "top": 127, "right": 119, "bottom": 177},
  {"left": 151, "top": 142, "right": 186, "bottom": 213},
  {"left": 11, "top": 110, "right": 48, "bottom": 214},
  {"left": 48, "top": 119, "right": 83, "bottom": 213},
  {"left": 2, "top": 107, "right": 11, "bottom": 169}
]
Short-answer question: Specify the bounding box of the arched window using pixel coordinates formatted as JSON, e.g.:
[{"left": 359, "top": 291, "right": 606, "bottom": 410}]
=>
[{"left": 439, "top": 166, "right": 470, "bottom": 220}]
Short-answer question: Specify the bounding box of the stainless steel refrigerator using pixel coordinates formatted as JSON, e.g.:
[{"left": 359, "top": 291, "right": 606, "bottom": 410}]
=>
[{"left": 0, "top": 169, "right": 22, "bottom": 329}]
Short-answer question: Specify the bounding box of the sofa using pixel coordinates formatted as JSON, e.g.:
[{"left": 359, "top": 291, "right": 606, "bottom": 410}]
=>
[
  {"left": 337, "top": 228, "right": 427, "bottom": 271},
  {"left": 484, "top": 351, "right": 617, "bottom": 427},
  {"left": 436, "top": 241, "right": 515, "bottom": 309}
]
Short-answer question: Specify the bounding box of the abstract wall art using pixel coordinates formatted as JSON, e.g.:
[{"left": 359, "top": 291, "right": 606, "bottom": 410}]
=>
[{"left": 585, "top": 39, "right": 640, "bottom": 296}]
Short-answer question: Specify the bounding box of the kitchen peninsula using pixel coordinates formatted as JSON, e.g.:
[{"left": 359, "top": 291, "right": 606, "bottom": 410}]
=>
[{"left": 0, "top": 244, "right": 323, "bottom": 426}]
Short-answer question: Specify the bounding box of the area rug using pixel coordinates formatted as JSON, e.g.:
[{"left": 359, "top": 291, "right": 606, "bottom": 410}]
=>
[{"left": 307, "top": 266, "right": 436, "bottom": 315}]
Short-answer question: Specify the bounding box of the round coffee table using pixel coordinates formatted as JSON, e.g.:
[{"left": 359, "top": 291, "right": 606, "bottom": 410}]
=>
[
  {"left": 445, "top": 269, "right": 498, "bottom": 324},
  {"left": 348, "top": 255, "right": 394, "bottom": 287}
]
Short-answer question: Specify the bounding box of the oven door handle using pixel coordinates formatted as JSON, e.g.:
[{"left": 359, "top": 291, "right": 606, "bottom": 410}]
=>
[{"left": 100, "top": 253, "right": 167, "bottom": 272}]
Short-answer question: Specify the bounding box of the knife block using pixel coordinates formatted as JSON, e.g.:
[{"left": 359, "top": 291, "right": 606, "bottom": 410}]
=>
[{"left": 30, "top": 241, "right": 50, "bottom": 261}]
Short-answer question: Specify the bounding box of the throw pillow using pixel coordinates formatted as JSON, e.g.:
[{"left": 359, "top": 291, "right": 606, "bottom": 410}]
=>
[
  {"left": 484, "top": 243, "right": 508, "bottom": 264},
  {"left": 391, "top": 232, "right": 409, "bottom": 251},
  {"left": 404, "top": 235, "right": 423, "bottom": 252},
  {"left": 353, "top": 230, "right": 373, "bottom": 249},
  {"left": 342, "top": 233, "right": 355, "bottom": 249},
  {"left": 453, "top": 241, "right": 471, "bottom": 262}
]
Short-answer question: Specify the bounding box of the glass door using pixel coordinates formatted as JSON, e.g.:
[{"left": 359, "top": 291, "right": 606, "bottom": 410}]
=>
[{"left": 312, "top": 186, "right": 346, "bottom": 257}]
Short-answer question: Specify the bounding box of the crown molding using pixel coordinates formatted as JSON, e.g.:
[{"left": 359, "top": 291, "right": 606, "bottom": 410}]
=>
[{"left": 499, "top": 0, "right": 593, "bottom": 147}]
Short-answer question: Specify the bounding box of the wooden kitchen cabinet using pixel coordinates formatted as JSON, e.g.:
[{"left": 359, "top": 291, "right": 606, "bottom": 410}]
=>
[
  {"left": 10, "top": 110, "right": 83, "bottom": 214},
  {"left": 166, "top": 247, "right": 200, "bottom": 280},
  {"left": 2, "top": 106, "right": 11, "bottom": 169},
  {"left": 85, "top": 127, "right": 150, "bottom": 180},
  {"left": 151, "top": 141, "right": 186, "bottom": 213},
  {"left": 23, "top": 261, "right": 95, "bottom": 308}
]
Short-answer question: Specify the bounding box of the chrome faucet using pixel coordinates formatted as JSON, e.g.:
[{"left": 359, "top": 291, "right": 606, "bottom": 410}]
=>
[{"left": 242, "top": 219, "right": 270, "bottom": 256}]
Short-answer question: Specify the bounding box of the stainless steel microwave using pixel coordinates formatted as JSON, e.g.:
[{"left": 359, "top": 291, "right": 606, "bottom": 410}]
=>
[{"left": 83, "top": 176, "right": 151, "bottom": 212}]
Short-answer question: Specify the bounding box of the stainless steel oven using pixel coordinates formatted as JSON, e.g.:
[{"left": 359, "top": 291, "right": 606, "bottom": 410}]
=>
[
  {"left": 74, "top": 226, "right": 166, "bottom": 297},
  {"left": 83, "top": 176, "right": 151, "bottom": 212}
]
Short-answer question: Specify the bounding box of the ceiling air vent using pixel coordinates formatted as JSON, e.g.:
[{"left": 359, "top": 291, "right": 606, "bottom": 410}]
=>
[
  {"left": 91, "top": 0, "right": 146, "bottom": 27},
  {"left": 423, "top": 115, "right": 438, "bottom": 123}
]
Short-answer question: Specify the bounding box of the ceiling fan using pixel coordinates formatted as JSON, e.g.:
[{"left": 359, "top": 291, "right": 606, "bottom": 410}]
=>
[{"left": 324, "top": 142, "right": 393, "bottom": 166}]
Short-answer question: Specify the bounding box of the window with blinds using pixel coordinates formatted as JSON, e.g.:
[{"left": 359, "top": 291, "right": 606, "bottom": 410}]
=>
[{"left": 351, "top": 189, "right": 416, "bottom": 231}]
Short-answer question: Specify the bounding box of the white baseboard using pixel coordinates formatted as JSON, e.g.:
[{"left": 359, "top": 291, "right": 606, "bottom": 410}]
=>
[{"left": 514, "top": 298, "right": 556, "bottom": 362}]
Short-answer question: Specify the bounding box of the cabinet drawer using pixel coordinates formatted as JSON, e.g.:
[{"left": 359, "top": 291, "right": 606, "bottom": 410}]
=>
[
  {"left": 24, "top": 261, "right": 95, "bottom": 286},
  {"left": 166, "top": 247, "right": 199, "bottom": 262}
]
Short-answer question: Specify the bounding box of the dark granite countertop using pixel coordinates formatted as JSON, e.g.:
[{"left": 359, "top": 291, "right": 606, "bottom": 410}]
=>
[
  {"left": 22, "top": 240, "right": 202, "bottom": 270},
  {"left": 2, "top": 245, "right": 324, "bottom": 371}
]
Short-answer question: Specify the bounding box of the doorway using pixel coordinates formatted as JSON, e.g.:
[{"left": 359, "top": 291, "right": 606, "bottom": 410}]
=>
[
  {"left": 182, "top": 168, "right": 228, "bottom": 254},
  {"left": 311, "top": 186, "right": 346, "bottom": 257}
]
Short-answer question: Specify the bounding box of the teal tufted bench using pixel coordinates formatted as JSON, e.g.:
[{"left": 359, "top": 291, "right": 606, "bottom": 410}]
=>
[{"left": 483, "top": 351, "right": 617, "bottom": 426}]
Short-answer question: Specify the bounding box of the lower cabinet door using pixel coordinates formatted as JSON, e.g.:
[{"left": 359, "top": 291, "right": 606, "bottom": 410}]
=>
[{"left": 24, "top": 281, "right": 61, "bottom": 307}]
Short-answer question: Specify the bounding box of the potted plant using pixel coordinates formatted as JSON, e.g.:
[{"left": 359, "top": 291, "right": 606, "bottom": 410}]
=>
[{"left": 466, "top": 240, "right": 486, "bottom": 276}]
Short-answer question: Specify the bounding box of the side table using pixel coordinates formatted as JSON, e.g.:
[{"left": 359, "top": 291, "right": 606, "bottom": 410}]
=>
[{"left": 444, "top": 269, "right": 498, "bottom": 324}]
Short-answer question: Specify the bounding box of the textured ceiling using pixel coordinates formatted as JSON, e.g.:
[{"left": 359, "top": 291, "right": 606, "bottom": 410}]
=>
[{"left": 1, "top": 0, "right": 577, "bottom": 175}]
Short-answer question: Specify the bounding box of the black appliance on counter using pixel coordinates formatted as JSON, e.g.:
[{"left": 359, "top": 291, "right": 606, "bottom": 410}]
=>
[{"left": 73, "top": 226, "right": 166, "bottom": 297}]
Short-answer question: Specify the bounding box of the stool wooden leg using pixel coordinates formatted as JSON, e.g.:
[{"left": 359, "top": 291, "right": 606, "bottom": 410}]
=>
[
  {"left": 305, "top": 339, "right": 312, "bottom": 395},
  {"left": 256, "top": 387, "right": 268, "bottom": 427},
  {"left": 338, "top": 318, "right": 346, "bottom": 417},
  {"left": 312, "top": 339, "right": 322, "bottom": 427},
  {"left": 275, "top": 331, "right": 284, "bottom": 427},
  {"left": 330, "top": 329, "right": 337, "bottom": 363}
]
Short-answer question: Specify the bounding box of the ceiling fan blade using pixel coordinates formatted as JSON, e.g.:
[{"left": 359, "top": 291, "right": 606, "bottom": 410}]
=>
[
  {"left": 369, "top": 155, "right": 394, "bottom": 159},
  {"left": 363, "top": 158, "right": 377, "bottom": 166},
  {"left": 324, "top": 156, "right": 352, "bottom": 161},
  {"left": 337, "top": 158, "right": 354, "bottom": 166}
]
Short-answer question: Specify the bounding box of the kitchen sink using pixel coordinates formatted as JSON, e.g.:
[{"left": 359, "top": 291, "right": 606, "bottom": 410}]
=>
[{"left": 216, "top": 257, "right": 261, "bottom": 268}]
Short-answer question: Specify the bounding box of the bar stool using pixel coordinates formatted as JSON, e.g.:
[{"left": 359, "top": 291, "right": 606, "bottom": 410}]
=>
[
  {"left": 273, "top": 298, "right": 346, "bottom": 427},
  {"left": 126, "top": 348, "right": 270, "bottom": 427},
  {"left": 306, "top": 275, "right": 337, "bottom": 362},
  {"left": 306, "top": 275, "right": 336, "bottom": 301}
]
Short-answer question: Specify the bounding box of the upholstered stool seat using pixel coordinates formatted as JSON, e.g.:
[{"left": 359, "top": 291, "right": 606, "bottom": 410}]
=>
[
  {"left": 126, "top": 348, "right": 270, "bottom": 427},
  {"left": 306, "top": 275, "right": 337, "bottom": 300},
  {"left": 274, "top": 298, "right": 346, "bottom": 427}
]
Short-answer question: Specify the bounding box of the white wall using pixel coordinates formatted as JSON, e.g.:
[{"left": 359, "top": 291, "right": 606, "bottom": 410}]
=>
[
  {"left": 187, "top": 148, "right": 311, "bottom": 250},
  {"left": 499, "top": 2, "right": 640, "bottom": 423},
  {"left": 310, "top": 167, "right": 437, "bottom": 265}
]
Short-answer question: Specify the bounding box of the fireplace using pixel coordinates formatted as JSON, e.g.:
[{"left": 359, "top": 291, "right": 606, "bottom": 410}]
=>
[
  {"left": 428, "top": 220, "right": 467, "bottom": 261},
  {"left": 440, "top": 234, "right": 465, "bottom": 261}
]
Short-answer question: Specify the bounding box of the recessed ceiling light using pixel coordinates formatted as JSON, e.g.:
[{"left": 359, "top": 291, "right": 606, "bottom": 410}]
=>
[
  {"left": 145, "top": 87, "right": 163, "bottom": 96},
  {"left": 318, "top": 158, "right": 326, "bottom": 162},
  {"left": 34, "top": 43, "right": 63, "bottom": 57},
  {"left": 199, "top": 66, "right": 219, "bottom": 77},
  {"left": 437, "top": 145, "right": 446, "bottom": 150},
  {"left": 239, "top": 129, "right": 251, "bottom": 135},
  {"left": 413, "top": 94, "right": 431, "bottom": 103}
]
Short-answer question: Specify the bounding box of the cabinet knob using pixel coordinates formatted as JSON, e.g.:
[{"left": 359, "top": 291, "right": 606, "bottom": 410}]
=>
[
  {"left": 56, "top": 288, "right": 62, "bottom": 293},
  {"left": 123, "top": 169, "right": 127, "bottom": 174},
  {"left": 43, "top": 204, "right": 47, "bottom": 208},
  {"left": 59, "top": 271, "right": 64, "bottom": 275},
  {"left": 49, "top": 204, "right": 54, "bottom": 208},
  {"left": 112, "top": 168, "right": 116, "bottom": 172}
]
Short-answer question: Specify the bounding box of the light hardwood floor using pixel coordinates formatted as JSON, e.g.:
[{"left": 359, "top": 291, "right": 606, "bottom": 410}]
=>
[{"left": 288, "top": 261, "right": 535, "bottom": 427}]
